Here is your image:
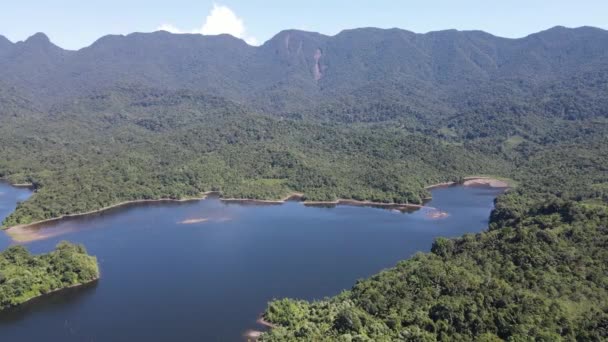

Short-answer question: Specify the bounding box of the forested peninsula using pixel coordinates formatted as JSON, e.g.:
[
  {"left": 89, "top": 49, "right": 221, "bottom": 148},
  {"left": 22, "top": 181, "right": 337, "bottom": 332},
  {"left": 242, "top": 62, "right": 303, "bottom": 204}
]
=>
[
  {"left": 260, "top": 187, "right": 608, "bottom": 341},
  {"left": 0, "top": 242, "right": 99, "bottom": 310}
]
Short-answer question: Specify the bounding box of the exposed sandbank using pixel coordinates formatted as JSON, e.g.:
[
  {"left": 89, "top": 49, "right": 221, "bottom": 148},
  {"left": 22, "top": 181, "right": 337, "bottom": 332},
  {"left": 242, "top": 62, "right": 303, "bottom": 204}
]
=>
[
  {"left": 222, "top": 194, "right": 433, "bottom": 211},
  {"left": 257, "top": 316, "right": 278, "bottom": 328},
  {"left": 425, "top": 209, "right": 450, "bottom": 220},
  {"left": 0, "top": 179, "right": 35, "bottom": 189},
  {"left": 462, "top": 177, "right": 510, "bottom": 188},
  {"left": 10, "top": 183, "right": 34, "bottom": 188},
  {"left": 424, "top": 181, "right": 456, "bottom": 189},
  {"left": 244, "top": 316, "right": 277, "bottom": 341},
  {"left": 4, "top": 193, "right": 216, "bottom": 238},
  {"left": 178, "top": 218, "right": 209, "bottom": 224},
  {"left": 244, "top": 329, "right": 262, "bottom": 340},
  {"left": 220, "top": 193, "right": 304, "bottom": 205},
  {"left": 303, "top": 198, "right": 433, "bottom": 211},
  {"left": 7, "top": 225, "right": 72, "bottom": 243},
  {"left": 425, "top": 176, "right": 511, "bottom": 190}
]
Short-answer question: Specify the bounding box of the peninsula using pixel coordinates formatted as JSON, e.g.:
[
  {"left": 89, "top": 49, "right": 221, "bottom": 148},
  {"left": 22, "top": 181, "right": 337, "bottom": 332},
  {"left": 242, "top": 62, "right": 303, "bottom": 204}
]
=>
[{"left": 0, "top": 242, "right": 100, "bottom": 311}]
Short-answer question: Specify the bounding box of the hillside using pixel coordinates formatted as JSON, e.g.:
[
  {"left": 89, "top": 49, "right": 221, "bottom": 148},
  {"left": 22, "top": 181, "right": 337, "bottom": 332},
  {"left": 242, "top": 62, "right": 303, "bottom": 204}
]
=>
[
  {"left": 1, "top": 26, "right": 607, "bottom": 117},
  {"left": 261, "top": 197, "right": 608, "bottom": 341},
  {"left": 0, "top": 26, "right": 606, "bottom": 227},
  {"left": 0, "top": 87, "right": 507, "bottom": 227}
]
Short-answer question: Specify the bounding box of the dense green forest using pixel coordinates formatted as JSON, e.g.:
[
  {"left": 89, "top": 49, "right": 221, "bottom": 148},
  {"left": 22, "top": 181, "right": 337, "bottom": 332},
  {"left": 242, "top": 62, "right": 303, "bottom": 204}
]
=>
[
  {"left": 0, "top": 242, "right": 99, "bottom": 310},
  {"left": 0, "top": 88, "right": 511, "bottom": 228},
  {"left": 1, "top": 26, "right": 607, "bottom": 227},
  {"left": 255, "top": 116, "right": 608, "bottom": 340},
  {"left": 1, "top": 84, "right": 606, "bottom": 227},
  {"left": 261, "top": 196, "right": 608, "bottom": 341}
]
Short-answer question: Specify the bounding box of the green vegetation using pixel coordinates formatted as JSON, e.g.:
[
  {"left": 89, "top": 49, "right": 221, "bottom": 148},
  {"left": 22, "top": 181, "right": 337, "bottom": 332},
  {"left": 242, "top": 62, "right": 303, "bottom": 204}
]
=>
[
  {"left": 503, "top": 135, "right": 525, "bottom": 150},
  {"left": 1, "top": 26, "right": 607, "bottom": 228},
  {"left": 255, "top": 102, "right": 608, "bottom": 340},
  {"left": 261, "top": 192, "right": 608, "bottom": 341},
  {"left": 0, "top": 88, "right": 510, "bottom": 228},
  {"left": 0, "top": 242, "right": 99, "bottom": 310}
]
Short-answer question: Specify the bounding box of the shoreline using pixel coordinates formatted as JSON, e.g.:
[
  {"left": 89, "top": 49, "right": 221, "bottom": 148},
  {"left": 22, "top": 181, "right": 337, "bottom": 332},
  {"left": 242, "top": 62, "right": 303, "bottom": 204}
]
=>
[
  {"left": 220, "top": 192, "right": 304, "bottom": 205},
  {"left": 244, "top": 177, "right": 509, "bottom": 340},
  {"left": 244, "top": 316, "right": 278, "bottom": 341},
  {"left": 303, "top": 199, "right": 434, "bottom": 210},
  {"left": 221, "top": 193, "right": 433, "bottom": 210},
  {"left": 462, "top": 176, "right": 510, "bottom": 188},
  {"left": 0, "top": 179, "right": 34, "bottom": 188},
  {"left": 425, "top": 176, "right": 512, "bottom": 190},
  {"left": 4, "top": 193, "right": 216, "bottom": 234},
  {"left": 4, "top": 277, "right": 100, "bottom": 312},
  {"left": 10, "top": 183, "right": 34, "bottom": 188},
  {"left": 424, "top": 181, "right": 456, "bottom": 189},
  {"left": 3, "top": 177, "right": 511, "bottom": 240}
]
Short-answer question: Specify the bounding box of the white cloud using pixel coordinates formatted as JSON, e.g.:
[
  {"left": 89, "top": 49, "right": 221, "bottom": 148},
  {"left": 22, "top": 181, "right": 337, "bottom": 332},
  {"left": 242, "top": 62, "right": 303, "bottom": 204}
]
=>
[
  {"left": 156, "top": 4, "right": 258, "bottom": 45},
  {"left": 157, "top": 23, "right": 183, "bottom": 34}
]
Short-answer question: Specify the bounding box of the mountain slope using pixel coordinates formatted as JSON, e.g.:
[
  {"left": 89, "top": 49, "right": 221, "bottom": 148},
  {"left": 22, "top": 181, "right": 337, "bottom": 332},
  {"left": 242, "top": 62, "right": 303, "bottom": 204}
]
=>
[
  {"left": 1, "top": 26, "right": 607, "bottom": 118},
  {"left": 0, "top": 87, "right": 508, "bottom": 227}
]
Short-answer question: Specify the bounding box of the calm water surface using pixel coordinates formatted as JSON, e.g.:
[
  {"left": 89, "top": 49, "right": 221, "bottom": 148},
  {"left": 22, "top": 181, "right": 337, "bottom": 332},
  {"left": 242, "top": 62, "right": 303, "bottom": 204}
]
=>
[{"left": 0, "top": 182, "right": 503, "bottom": 341}]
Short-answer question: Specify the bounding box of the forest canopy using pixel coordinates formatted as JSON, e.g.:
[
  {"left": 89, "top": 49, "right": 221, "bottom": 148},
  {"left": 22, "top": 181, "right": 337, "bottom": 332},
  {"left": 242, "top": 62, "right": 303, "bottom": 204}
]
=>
[{"left": 0, "top": 242, "right": 99, "bottom": 310}]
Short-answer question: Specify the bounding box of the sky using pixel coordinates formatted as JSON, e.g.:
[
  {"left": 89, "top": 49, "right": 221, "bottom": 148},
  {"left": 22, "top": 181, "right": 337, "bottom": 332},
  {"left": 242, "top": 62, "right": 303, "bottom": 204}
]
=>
[{"left": 0, "top": 0, "right": 607, "bottom": 50}]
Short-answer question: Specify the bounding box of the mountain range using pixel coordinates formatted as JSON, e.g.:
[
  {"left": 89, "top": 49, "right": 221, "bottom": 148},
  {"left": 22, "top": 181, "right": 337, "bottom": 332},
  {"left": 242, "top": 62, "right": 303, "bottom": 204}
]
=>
[{"left": 1, "top": 26, "right": 607, "bottom": 121}]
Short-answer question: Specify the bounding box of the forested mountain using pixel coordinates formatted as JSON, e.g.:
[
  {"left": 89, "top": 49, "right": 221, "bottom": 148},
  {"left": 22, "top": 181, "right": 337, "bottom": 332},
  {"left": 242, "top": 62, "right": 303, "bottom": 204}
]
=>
[
  {"left": 0, "top": 25, "right": 606, "bottom": 226},
  {"left": 0, "top": 87, "right": 509, "bottom": 226},
  {"left": 1, "top": 26, "right": 607, "bottom": 117}
]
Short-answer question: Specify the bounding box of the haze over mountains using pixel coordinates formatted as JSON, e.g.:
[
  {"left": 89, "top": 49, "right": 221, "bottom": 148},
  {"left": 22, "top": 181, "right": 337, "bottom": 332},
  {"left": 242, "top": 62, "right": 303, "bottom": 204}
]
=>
[{"left": 1, "top": 25, "right": 607, "bottom": 122}]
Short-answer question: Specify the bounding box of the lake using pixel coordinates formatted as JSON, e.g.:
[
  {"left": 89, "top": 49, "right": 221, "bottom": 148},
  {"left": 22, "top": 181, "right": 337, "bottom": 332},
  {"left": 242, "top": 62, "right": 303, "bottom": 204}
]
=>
[{"left": 0, "top": 182, "right": 503, "bottom": 341}]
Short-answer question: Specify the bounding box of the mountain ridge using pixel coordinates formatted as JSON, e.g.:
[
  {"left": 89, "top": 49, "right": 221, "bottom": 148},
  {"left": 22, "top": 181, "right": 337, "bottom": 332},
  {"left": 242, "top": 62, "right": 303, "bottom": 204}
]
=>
[
  {"left": 3, "top": 25, "right": 607, "bottom": 50},
  {"left": 0, "top": 25, "right": 607, "bottom": 119}
]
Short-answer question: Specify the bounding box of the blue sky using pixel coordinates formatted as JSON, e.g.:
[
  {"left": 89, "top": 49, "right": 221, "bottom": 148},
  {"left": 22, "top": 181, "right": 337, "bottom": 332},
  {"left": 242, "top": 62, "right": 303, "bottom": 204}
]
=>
[{"left": 1, "top": 0, "right": 607, "bottom": 50}]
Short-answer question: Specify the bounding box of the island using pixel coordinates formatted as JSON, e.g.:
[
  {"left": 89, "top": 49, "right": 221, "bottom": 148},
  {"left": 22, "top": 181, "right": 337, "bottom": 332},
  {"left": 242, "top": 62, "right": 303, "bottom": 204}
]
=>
[{"left": 0, "top": 242, "right": 100, "bottom": 310}]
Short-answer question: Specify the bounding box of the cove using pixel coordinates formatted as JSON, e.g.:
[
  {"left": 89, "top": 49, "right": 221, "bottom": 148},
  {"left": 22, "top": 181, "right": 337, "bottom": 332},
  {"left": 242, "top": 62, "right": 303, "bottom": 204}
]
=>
[{"left": 0, "top": 182, "right": 504, "bottom": 341}]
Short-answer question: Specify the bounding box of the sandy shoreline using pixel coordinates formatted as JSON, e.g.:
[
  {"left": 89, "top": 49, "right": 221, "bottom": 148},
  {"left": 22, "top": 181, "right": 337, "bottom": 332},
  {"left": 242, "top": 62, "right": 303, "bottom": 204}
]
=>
[
  {"left": 4, "top": 177, "right": 510, "bottom": 242},
  {"left": 424, "top": 181, "right": 456, "bottom": 189},
  {"left": 222, "top": 193, "right": 432, "bottom": 210},
  {"left": 10, "top": 183, "right": 34, "bottom": 188},
  {"left": 425, "top": 177, "right": 511, "bottom": 190},
  {"left": 462, "top": 177, "right": 510, "bottom": 188},
  {"left": 303, "top": 198, "right": 433, "bottom": 210},
  {"left": 244, "top": 317, "right": 278, "bottom": 341},
  {"left": 4, "top": 193, "right": 216, "bottom": 237},
  {"left": 220, "top": 193, "right": 304, "bottom": 204},
  {"left": 4, "top": 192, "right": 430, "bottom": 242},
  {"left": 0, "top": 179, "right": 34, "bottom": 188}
]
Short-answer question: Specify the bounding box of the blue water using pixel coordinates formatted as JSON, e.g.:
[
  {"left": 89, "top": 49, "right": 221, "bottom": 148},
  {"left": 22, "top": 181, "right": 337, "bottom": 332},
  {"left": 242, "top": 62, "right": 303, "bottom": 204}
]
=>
[
  {"left": 0, "top": 182, "right": 503, "bottom": 341},
  {"left": 0, "top": 183, "right": 32, "bottom": 247}
]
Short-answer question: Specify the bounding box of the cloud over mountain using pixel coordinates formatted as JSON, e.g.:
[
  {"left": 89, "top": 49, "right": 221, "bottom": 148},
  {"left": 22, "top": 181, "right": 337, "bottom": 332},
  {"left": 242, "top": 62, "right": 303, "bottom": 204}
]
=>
[{"left": 157, "top": 4, "right": 258, "bottom": 45}]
